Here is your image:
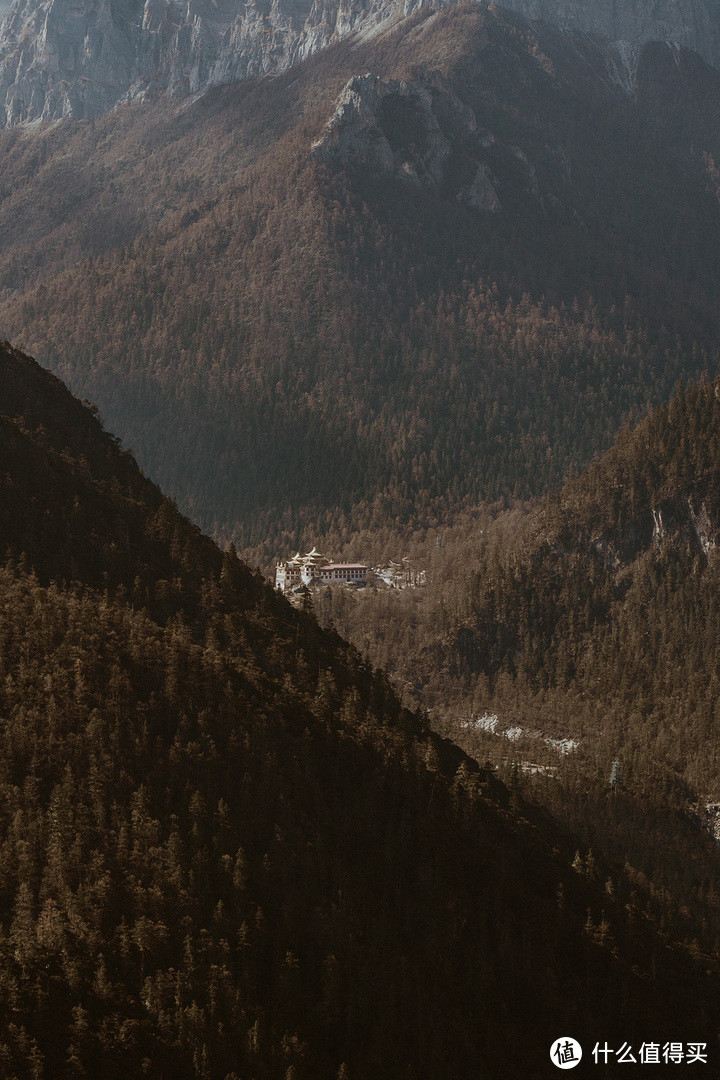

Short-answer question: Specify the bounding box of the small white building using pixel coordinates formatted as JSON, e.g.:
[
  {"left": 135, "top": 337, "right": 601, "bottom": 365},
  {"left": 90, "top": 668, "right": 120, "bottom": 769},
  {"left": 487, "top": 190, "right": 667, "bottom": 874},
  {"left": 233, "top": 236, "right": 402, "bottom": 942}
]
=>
[
  {"left": 319, "top": 563, "right": 367, "bottom": 585},
  {"left": 275, "top": 552, "right": 304, "bottom": 592},
  {"left": 300, "top": 547, "right": 328, "bottom": 585}
]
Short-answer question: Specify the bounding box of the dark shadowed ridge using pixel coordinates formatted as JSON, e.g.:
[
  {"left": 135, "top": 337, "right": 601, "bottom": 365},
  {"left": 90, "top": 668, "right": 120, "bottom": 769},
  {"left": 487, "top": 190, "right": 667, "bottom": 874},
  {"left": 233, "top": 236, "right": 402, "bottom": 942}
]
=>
[{"left": 0, "top": 339, "right": 718, "bottom": 1077}]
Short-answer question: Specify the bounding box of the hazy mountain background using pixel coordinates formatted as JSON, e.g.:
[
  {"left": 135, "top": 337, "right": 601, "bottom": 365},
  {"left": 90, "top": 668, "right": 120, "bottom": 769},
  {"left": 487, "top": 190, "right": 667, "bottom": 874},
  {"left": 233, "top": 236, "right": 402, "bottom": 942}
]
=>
[
  {"left": 2, "top": 0, "right": 720, "bottom": 124},
  {"left": 2, "top": 4, "right": 720, "bottom": 560}
]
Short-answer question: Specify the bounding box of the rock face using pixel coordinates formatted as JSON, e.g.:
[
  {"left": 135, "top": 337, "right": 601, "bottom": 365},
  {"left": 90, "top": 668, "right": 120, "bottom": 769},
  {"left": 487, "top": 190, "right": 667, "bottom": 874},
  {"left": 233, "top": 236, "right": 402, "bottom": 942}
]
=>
[
  {"left": 311, "top": 72, "right": 502, "bottom": 208},
  {"left": 311, "top": 34, "right": 707, "bottom": 211},
  {"left": 0, "top": 0, "right": 429, "bottom": 125},
  {"left": 591, "top": 494, "right": 720, "bottom": 575},
  {"left": 0, "top": 0, "right": 142, "bottom": 125},
  {"left": 500, "top": 0, "right": 720, "bottom": 75},
  {"left": 311, "top": 75, "right": 453, "bottom": 183},
  {"left": 1, "top": 0, "right": 720, "bottom": 126}
]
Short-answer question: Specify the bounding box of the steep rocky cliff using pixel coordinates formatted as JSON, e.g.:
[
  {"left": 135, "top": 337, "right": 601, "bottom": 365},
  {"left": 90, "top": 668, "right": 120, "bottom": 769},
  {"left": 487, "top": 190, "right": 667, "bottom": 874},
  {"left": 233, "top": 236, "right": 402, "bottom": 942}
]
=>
[
  {"left": 311, "top": 72, "right": 501, "bottom": 208},
  {"left": 500, "top": 0, "right": 720, "bottom": 78},
  {"left": 0, "top": 0, "right": 423, "bottom": 125},
  {"left": 1, "top": 0, "right": 720, "bottom": 125}
]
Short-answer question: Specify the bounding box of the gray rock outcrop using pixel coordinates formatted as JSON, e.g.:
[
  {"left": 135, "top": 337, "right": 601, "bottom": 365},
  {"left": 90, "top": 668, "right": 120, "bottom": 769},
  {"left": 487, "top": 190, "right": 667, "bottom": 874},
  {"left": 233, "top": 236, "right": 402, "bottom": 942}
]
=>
[
  {"left": 1, "top": 0, "right": 720, "bottom": 126},
  {"left": 500, "top": 0, "right": 720, "bottom": 76},
  {"left": 311, "top": 73, "right": 503, "bottom": 208},
  {"left": 0, "top": 0, "right": 435, "bottom": 125}
]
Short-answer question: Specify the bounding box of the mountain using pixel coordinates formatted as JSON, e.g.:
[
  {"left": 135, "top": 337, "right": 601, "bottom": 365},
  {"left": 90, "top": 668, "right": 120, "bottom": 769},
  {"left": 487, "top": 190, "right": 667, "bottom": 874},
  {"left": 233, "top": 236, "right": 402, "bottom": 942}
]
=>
[
  {"left": 2, "top": 0, "right": 720, "bottom": 125},
  {"left": 500, "top": 0, "right": 720, "bottom": 73},
  {"left": 2, "top": 341, "right": 720, "bottom": 1078},
  {"left": 430, "top": 373, "right": 720, "bottom": 801},
  {"left": 2, "top": 3, "right": 720, "bottom": 554},
  {"left": 308, "top": 372, "right": 720, "bottom": 974},
  {"left": 324, "top": 373, "right": 720, "bottom": 799}
]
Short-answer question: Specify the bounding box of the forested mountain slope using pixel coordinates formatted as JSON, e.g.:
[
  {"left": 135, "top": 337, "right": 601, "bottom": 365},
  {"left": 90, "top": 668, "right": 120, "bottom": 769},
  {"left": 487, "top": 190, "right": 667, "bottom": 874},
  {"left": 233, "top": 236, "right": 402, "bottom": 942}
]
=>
[
  {"left": 3, "top": 4, "right": 720, "bottom": 548},
  {"left": 442, "top": 377, "right": 720, "bottom": 797},
  {"left": 2, "top": 340, "right": 719, "bottom": 1077},
  {"left": 310, "top": 374, "right": 720, "bottom": 976},
  {"left": 0, "top": 338, "right": 242, "bottom": 594},
  {"left": 318, "top": 376, "right": 720, "bottom": 795}
]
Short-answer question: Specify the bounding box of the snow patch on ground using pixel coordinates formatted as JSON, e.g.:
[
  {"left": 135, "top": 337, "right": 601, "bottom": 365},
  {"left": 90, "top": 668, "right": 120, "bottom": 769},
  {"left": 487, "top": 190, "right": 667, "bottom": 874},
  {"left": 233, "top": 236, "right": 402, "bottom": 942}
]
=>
[
  {"left": 461, "top": 714, "right": 579, "bottom": 755},
  {"left": 547, "top": 737, "right": 579, "bottom": 755},
  {"left": 461, "top": 712, "right": 499, "bottom": 734}
]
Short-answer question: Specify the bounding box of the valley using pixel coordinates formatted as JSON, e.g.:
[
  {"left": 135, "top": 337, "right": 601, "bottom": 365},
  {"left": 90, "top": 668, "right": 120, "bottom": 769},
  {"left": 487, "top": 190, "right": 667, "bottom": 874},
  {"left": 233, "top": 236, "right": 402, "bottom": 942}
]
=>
[
  {"left": 4, "top": 338, "right": 720, "bottom": 1077},
  {"left": 2, "top": 0, "right": 720, "bottom": 1073},
  {"left": 306, "top": 379, "right": 720, "bottom": 966}
]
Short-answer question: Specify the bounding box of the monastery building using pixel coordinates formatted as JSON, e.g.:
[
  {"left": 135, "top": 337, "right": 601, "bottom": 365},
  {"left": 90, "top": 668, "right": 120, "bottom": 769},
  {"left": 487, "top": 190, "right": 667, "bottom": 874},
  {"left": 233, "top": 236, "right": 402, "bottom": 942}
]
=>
[{"left": 275, "top": 548, "right": 368, "bottom": 593}]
